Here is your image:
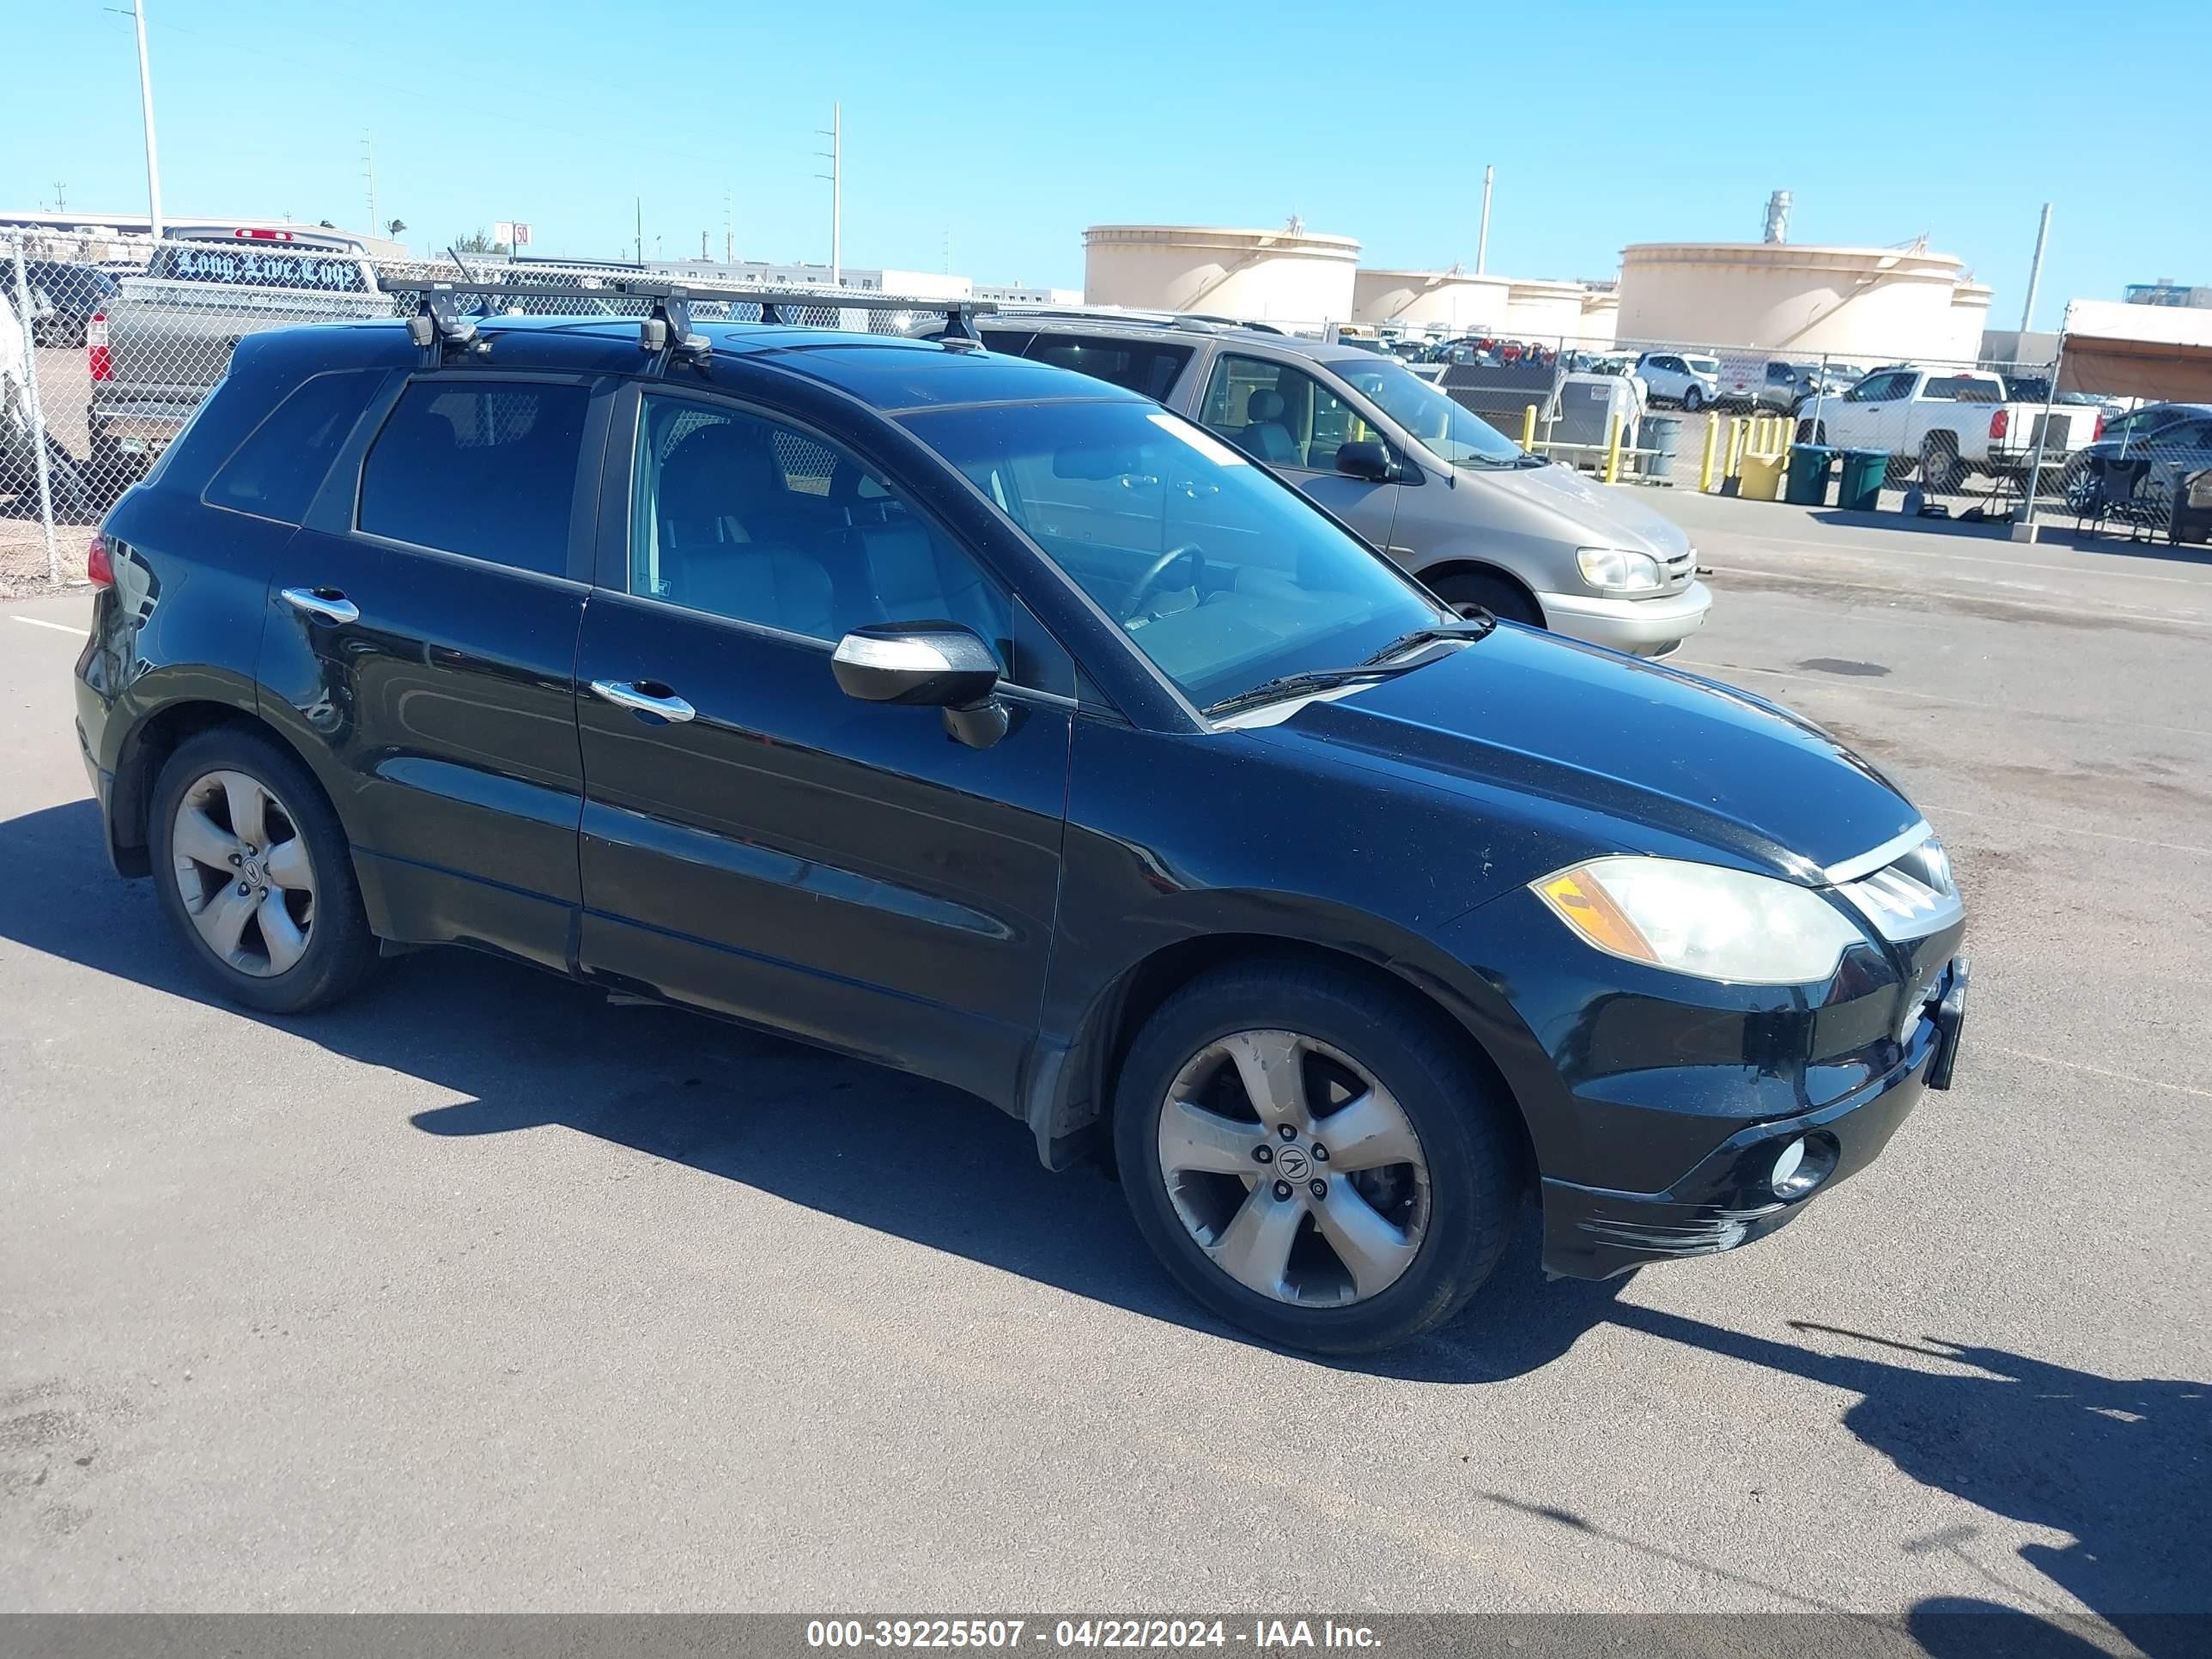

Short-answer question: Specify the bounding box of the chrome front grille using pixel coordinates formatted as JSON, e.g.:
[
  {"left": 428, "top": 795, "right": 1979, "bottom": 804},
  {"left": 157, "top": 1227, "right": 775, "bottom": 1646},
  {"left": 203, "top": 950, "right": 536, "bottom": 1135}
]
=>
[{"left": 1835, "top": 833, "right": 1962, "bottom": 943}]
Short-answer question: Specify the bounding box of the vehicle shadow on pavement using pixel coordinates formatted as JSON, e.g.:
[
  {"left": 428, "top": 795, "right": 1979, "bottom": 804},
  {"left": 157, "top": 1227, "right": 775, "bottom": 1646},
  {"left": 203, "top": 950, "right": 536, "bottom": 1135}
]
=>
[
  {"left": 8, "top": 796, "right": 2207, "bottom": 1650},
  {"left": 1589, "top": 1306, "right": 2211, "bottom": 1658},
  {"left": 1807, "top": 507, "right": 2212, "bottom": 567}
]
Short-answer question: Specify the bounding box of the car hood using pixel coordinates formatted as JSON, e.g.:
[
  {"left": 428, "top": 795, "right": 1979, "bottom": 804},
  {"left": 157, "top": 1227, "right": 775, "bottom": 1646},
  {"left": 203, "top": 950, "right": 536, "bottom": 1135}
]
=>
[
  {"left": 1474, "top": 460, "right": 1692, "bottom": 558},
  {"left": 1239, "top": 625, "right": 1921, "bottom": 882}
]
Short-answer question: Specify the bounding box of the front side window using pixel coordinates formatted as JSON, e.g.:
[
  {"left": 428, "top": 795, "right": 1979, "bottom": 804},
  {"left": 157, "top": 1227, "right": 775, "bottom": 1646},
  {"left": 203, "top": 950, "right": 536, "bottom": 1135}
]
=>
[
  {"left": 1334, "top": 356, "right": 1526, "bottom": 467},
  {"left": 627, "top": 394, "right": 1064, "bottom": 694},
  {"left": 907, "top": 399, "right": 1441, "bottom": 711},
  {"left": 358, "top": 380, "right": 590, "bottom": 575}
]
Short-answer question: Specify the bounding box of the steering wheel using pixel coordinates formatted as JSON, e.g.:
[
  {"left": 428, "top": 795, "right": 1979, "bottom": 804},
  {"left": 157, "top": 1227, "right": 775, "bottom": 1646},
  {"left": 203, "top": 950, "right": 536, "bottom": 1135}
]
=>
[{"left": 1119, "top": 544, "right": 1206, "bottom": 622}]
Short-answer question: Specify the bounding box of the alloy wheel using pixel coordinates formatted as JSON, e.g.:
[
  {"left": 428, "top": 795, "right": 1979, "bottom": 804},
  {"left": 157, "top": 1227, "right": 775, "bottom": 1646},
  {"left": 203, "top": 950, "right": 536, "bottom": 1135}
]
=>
[
  {"left": 169, "top": 769, "right": 317, "bottom": 977},
  {"left": 1155, "top": 1030, "right": 1431, "bottom": 1308}
]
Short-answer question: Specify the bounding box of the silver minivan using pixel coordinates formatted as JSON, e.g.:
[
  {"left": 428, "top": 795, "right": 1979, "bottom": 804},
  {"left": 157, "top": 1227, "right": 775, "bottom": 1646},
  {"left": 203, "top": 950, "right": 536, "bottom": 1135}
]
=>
[{"left": 975, "top": 316, "right": 1710, "bottom": 656}]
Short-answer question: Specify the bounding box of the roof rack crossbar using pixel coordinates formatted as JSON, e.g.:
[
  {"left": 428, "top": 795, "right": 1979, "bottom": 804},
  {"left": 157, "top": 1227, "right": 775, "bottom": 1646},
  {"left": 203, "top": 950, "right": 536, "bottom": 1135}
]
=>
[{"left": 380, "top": 274, "right": 1000, "bottom": 320}]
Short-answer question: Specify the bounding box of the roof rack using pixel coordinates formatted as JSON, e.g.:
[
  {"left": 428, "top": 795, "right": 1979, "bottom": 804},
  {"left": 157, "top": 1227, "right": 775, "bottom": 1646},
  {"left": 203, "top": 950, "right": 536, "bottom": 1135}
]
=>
[
  {"left": 379, "top": 275, "right": 996, "bottom": 365},
  {"left": 989, "top": 306, "right": 1285, "bottom": 336}
]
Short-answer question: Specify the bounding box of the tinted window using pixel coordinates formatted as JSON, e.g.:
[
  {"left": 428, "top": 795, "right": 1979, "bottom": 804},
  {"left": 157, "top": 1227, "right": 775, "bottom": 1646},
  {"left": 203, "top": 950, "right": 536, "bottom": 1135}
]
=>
[
  {"left": 204, "top": 370, "right": 381, "bottom": 523},
  {"left": 628, "top": 394, "right": 1066, "bottom": 693},
  {"left": 358, "top": 380, "right": 590, "bottom": 575},
  {"left": 153, "top": 243, "right": 369, "bottom": 294},
  {"left": 995, "top": 333, "right": 1192, "bottom": 402},
  {"left": 1924, "top": 375, "right": 2002, "bottom": 403},
  {"left": 1199, "top": 355, "right": 1378, "bottom": 471}
]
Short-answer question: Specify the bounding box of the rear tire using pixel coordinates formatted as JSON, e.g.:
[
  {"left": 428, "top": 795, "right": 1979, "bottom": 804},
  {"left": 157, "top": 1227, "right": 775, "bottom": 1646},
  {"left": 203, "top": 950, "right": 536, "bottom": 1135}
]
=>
[
  {"left": 1429, "top": 570, "right": 1544, "bottom": 629},
  {"left": 1920, "top": 434, "right": 1964, "bottom": 494},
  {"left": 150, "top": 728, "right": 376, "bottom": 1015},
  {"left": 1112, "top": 960, "right": 1523, "bottom": 1354}
]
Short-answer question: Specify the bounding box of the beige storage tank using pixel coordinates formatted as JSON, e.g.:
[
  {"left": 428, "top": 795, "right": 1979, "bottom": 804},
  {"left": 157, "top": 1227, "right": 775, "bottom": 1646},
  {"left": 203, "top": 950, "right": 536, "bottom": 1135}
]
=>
[
  {"left": 1945, "top": 281, "right": 1994, "bottom": 362},
  {"left": 1500, "top": 277, "right": 1587, "bottom": 341},
  {"left": 1084, "top": 223, "right": 1360, "bottom": 324},
  {"left": 1576, "top": 286, "right": 1620, "bottom": 349},
  {"left": 1616, "top": 242, "right": 1982, "bottom": 362},
  {"left": 1351, "top": 268, "right": 1510, "bottom": 331}
]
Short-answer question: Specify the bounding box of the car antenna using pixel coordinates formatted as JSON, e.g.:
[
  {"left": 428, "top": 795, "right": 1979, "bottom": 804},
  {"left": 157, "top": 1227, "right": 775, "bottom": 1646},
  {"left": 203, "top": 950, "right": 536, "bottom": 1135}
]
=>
[{"left": 446, "top": 244, "right": 477, "bottom": 282}]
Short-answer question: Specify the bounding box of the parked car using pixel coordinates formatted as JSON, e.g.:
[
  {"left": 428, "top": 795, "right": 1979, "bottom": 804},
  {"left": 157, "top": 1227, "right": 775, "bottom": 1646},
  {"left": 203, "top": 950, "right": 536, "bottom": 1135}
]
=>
[
  {"left": 75, "top": 306, "right": 1966, "bottom": 1353},
  {"left": 1796, "top": 364, "right": 2103, "bottom": 492},
  {"left": 1717, "top": 357, "right": 1831, "bottom": 414},
  {"left": 1634, "top": 351, "right": 1721, "bottom": 410},
  {"left": 2062, "top": 409, "right": 2212, "bottom": 526},
  {"left": 88, "top": 229, "right": 387, "bottom": 498},
  {"left": 970, "top": 314, "right": 1709, "bottom": 655},
  {"left": 17, "top": 259, "right": 118, "bottom": 349},
  {"left": 1, "top": 290, "right": 94, "bottom": 520}
]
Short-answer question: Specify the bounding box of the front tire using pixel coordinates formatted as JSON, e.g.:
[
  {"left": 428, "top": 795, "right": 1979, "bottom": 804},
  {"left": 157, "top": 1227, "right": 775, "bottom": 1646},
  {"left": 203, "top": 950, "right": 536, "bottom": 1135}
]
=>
[
  {"left": 150, "top": 728, "right": 376, "bottom": 1014},
  {"left": 1429, "top": 570, "right": 1544, "bottom": 628},
  {"left": 1683, "top": 386, "right": 1706, "bottom": 411},
  {"left": 1112, "top": 961, "right": 1523, "bottom": 1353}
]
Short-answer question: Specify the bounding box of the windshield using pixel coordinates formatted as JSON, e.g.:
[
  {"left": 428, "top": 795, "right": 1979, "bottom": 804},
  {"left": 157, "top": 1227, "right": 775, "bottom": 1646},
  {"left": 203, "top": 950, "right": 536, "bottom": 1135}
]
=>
[
  {"left": 1332, "top": 357, "right": 1528, "bottom": 466},
  {"left": 902, "top": 399, "right": 1444, "bottom": 712}
]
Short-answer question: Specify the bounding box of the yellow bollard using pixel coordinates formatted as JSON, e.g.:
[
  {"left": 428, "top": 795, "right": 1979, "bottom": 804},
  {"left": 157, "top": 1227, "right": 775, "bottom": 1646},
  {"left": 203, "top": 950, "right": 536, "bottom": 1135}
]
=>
[
  {"left": 1725, "top": 417, "right": 1745, "bottom": 478},
  {"left": 1520, "top": 402, "right": 1537, "bottom": 452},
  {"left": 1698, "top": 416, "right": 1719, "bottom": 491},
  {"left": 1603, "top": 413, "right": 1622, "bottom": 484}
]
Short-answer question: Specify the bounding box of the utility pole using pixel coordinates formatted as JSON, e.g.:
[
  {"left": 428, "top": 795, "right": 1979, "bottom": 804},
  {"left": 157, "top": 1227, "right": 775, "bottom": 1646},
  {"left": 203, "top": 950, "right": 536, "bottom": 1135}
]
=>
[
  {"left": 132, "top": 0, "right": 164, "bottom": 238},
  {"left": 362, "top": 133, "right": 376, "bottom": 234},
  {"left": 725, "top": 191, "right": 734, "bottom": 268},
  {"left": 52, "top": 182, "right": 67, "bottom": 213},
  {"left": 817, "top": 103, "right": 842, "bottom": 285},
  {"left": 1476, "top": 165, "right": 1493, "bottom": 275},
  {"left": 634, "top": 197, "right": 642, "bottom": 267},
  {"left": 2019, "top": 202, "right": 2053, "bottom": 336}
]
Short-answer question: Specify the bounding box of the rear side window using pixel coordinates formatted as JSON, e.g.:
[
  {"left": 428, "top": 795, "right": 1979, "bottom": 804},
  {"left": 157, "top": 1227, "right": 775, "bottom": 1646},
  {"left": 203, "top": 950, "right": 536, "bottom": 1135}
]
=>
[
  {"left": 357, "top": 380, "right": 591, "bottom": 575},
  {"left": 1007, "top": 335, "right": 1193, "bottom": 402},
  {"left": 153, "top": 243, "right": 370, "bottom": 294},
  {"left": 1924, "top": 374, "right": 2002, "bottom": 403},
  {"left": 204, "top": 370, "right": 381, "bottom": 523}
]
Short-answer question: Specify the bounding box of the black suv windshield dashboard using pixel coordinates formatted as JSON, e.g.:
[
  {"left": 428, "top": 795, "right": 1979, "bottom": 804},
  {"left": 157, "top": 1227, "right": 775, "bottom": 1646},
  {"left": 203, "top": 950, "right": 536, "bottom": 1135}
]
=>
[{"left": 904, "top": 399, "right": 1442, "bottom": 711}]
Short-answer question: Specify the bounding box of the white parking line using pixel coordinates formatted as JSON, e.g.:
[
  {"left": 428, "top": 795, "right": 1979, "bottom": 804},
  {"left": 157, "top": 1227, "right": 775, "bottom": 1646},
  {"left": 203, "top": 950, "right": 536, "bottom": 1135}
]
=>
[
  {"left": 11, "top": 615, "right": 84, "bottom": 635},
  {"left": 1992, "top": 1046, "right": 2212, "bottom": 1103},
  {"left": 1671, "top": 659, "right": 2212, "bottom": 744},
  {"left": 1703, "top": 562, "right": 2212, "bottom": 629},
  {"left": 1923, "top": 801, "right": 2212, "bottom": 860},
  {"left": 1716, "top": 531, "right": 2212, "bottom": 589}
]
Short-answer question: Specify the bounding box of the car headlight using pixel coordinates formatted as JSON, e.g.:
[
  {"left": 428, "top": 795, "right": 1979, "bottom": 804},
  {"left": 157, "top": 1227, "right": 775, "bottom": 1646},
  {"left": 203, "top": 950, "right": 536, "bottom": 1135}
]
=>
[
  {"left": 1532, "top": 857, "right": 1867, "bottom": 984},
  {"left": 1576, "top": 547, "right": 1665, "bottom": 592}
]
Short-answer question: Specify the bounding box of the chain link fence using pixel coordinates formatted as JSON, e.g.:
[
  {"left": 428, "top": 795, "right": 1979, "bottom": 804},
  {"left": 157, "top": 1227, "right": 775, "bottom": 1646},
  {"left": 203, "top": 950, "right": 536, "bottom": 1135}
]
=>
[
  {"left": 2, "top": 232, "right": 978, "bottom": 595},
  {"left": 4, "top": 229, "right": 2193, "bottom": 595}
]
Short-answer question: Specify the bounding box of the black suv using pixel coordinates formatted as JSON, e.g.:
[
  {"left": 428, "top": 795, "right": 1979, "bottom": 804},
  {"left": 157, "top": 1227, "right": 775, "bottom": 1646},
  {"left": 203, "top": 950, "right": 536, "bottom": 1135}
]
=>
[{"left": 74, "top": 302, "right": 1967, "bottom": 1352}]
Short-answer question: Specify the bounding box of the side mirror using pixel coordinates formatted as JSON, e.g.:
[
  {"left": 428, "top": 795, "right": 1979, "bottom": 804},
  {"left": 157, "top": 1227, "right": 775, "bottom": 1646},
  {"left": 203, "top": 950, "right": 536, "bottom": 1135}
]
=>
[
  {"left": 832, "top": 622, "right": 1001, "bottom": 708},
  {"left": 1335, "top": 439, "right": 1396, "bottom": 483}
]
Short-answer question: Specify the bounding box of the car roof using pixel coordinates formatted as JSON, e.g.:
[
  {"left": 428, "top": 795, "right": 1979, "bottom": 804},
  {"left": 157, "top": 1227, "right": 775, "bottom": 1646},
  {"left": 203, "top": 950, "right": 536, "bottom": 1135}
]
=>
[
  {"left": 983, "top": 313, "right": 1380, "bottom": 367},
  {"left": 247, "top": 314, "right": 1151, "bottom": 411}
]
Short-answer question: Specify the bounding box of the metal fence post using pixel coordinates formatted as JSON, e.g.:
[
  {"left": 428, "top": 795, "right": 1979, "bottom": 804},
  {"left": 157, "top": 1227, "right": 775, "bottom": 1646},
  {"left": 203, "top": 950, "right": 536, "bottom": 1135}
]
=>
[
  {"left": 9, "top": 234, "right": 62, "bottom": 584},
  {"left": 2017, "top": 341, "right": 2065, "bottom": 527}
]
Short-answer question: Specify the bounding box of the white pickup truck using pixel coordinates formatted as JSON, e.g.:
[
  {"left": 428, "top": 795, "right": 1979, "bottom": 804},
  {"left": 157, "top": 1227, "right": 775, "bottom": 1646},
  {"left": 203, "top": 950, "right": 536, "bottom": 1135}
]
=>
[{"left": 1794, "top": 364, "right": 2102, "bottom": 492}]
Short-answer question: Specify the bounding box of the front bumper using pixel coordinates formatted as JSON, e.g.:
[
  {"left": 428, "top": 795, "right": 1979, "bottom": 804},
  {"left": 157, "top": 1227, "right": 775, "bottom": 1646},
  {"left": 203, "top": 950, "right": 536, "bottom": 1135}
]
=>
[
  {"left": 1540, "top": 579, "right": 1711, "bottom": 656},
  {"left": 1540, "top": 957, "right": 1969, "bottom": 1279}
]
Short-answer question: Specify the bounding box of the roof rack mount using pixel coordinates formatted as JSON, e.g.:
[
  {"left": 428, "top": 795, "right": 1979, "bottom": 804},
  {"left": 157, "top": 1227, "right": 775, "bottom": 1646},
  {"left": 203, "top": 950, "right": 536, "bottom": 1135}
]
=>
[{"left": 380, "top": 274, "right": 996, "bottom": 356}]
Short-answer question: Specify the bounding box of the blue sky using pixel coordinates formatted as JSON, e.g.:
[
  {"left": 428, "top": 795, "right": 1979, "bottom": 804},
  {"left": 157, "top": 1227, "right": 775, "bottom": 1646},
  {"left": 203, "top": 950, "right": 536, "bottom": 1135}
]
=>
[{"left": 7, "top": 0, "right": 2204, "bottom": 328}]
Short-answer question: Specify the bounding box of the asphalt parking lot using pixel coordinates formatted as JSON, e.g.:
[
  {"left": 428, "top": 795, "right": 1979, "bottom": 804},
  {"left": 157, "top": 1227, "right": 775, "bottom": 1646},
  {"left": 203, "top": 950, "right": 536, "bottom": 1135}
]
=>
[{"left": 2, "top": 495, "right": 2208, "bottom": 1644}]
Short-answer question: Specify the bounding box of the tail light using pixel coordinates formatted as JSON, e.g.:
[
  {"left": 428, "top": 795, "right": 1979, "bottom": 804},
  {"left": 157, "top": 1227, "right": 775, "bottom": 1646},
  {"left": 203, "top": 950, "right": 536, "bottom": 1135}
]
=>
[
  {"left": 87, "top": 313, "right": 111, "bottom": 381},
  {"left": 1989, "top": 407, "right": 2009, "bottom": 441},
  {"left": 87, "top": 533, "right": 114, "bottom": 589}
]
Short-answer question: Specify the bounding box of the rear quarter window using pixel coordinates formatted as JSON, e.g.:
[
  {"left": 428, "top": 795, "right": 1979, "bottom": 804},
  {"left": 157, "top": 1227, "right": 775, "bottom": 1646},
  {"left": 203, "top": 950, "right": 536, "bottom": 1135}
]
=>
[{"left": 204, "top": 370, "right": 384, "bottom": 524}]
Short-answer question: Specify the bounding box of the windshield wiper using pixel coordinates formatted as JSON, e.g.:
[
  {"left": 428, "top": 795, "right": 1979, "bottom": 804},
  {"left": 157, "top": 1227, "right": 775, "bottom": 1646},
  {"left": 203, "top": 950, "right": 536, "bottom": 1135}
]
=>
[
  {"left": 1358, "top": 618, "right": 1496, "bottom": 662},
  {"left": 1207, "top": 621, "right": 1494, "bottom": 719}
]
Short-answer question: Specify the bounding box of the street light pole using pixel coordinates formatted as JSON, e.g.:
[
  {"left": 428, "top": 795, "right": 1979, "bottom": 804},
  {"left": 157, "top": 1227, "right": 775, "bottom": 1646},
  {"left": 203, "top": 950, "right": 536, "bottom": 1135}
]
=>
[
  {"left": 132, "top": 0, "right": 164, "bottom": 239},
  {"left": 817, "top": 103, "right": 842, "bottom": 286}
]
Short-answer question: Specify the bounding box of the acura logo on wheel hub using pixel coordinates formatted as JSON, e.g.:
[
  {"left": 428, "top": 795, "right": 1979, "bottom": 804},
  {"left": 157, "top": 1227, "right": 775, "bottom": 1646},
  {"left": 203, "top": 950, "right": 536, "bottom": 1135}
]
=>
[{"left": 1275, "top": 1146, "right": 1310, "bottom": 1182}]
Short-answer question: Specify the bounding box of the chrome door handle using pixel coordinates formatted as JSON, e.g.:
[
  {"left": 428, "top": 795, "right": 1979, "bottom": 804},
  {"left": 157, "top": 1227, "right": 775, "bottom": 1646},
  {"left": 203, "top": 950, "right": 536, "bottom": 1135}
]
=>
[
  {"left": 281, "top": 586, "right": 359, "bottom": 625},
  {"left": 590, "top": 678, "right": 696, "bottom": 723}
]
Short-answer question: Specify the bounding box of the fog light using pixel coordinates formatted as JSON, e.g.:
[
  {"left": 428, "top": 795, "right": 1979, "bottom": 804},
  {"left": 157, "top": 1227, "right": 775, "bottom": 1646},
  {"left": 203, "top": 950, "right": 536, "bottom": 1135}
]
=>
[{"left": 1770, "top": 1137, "right": 1809, "bottom": 1197}]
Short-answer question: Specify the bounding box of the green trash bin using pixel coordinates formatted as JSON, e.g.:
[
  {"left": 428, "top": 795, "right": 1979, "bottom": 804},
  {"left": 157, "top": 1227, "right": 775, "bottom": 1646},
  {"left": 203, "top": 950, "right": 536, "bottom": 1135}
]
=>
[
  {"left": 1786, "top": 445, "right": 1837, "bottom": 506},
  {"left": 1839, "top": 448, "right": 1889, "bottom": 512}
]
